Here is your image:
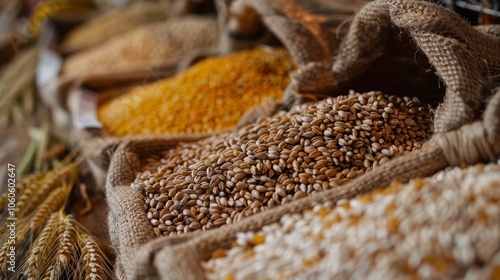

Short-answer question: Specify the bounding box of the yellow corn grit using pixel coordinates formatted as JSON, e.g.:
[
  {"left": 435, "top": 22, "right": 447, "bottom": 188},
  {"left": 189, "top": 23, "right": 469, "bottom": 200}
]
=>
[{"left": 97, "top": 48, "right": 296, "bottom": 136}]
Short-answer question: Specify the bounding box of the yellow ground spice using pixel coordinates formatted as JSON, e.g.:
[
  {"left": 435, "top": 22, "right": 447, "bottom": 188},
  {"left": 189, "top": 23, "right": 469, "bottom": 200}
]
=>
[{"left": 98, "top": 48, "right": 296, "bottom": 136}]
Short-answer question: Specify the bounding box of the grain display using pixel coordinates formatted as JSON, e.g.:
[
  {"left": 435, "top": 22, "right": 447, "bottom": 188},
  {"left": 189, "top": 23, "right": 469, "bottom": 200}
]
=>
[{"left": 61, "top": 2, "right": 168, "bottom": 52}]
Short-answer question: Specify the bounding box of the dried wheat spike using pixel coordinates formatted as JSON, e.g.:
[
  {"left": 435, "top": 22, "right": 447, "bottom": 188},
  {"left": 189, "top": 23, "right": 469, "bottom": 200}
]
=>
[
  {"left": 79, "top": 233, "right": 111, "bottom": 280},
  {"left": 24, "top": 212, "right": 62, "bottom": 280},
  {"left": 43, "top": 213, "right": 79, "bottom": 280}
]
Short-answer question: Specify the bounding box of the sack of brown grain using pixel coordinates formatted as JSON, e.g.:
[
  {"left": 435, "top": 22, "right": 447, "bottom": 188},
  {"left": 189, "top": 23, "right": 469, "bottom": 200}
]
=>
[
  {"left": 114, "top": 86, "right": 500, "bottom": 279},
  {"left": 106, "top": 89, "right": 435, "bottom": 278},
  {"left": 103, "top": 1, "right": 500, "bottom": 279},
  {"left": 65, "top": 0, "right": 364, "bottom": 192}
]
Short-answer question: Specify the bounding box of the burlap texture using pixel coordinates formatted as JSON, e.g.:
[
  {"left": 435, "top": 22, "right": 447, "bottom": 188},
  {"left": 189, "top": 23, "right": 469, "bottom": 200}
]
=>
[
  {"left": 105, "top": 134, "right": 214, "bottom": 278},
  {"left": 283, "top": 0, "right": 500, "bottom": 134},
  {"left": 104, "top": 1, "right": 500, "bottom": 279}
]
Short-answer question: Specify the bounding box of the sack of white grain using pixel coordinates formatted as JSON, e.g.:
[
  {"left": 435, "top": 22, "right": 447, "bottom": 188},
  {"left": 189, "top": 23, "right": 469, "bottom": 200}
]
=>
[
  {"left": 104, "top": 0, "right": 500, "bottom": 279},
  {"left": 202, "top": 160, "right": 500, "bottom": 279}
]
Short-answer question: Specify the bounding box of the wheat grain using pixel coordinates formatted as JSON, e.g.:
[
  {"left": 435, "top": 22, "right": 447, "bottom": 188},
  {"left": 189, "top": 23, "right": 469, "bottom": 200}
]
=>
[
  {"left": 134, "top": 91, "right": 433, "bottom": 236},
  {"left": 62, "top": 16, "right": 218, "bottom": 79}
]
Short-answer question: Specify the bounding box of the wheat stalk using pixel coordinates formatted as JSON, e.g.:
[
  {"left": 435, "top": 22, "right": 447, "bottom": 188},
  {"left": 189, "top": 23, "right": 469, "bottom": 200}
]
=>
[
  {"left": 24, "top": 212, "right": 63, "bottom": 280},
  {"left": 43, "top": 213, "right": 80, "bottom": 280},
  {"left": 18, "top": 162, "right": 78, "bottom": 218}
]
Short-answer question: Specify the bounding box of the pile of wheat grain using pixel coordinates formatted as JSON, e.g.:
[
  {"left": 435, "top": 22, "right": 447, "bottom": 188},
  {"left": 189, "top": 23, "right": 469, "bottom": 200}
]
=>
[
  {"left": 62, "top": 16, "right": 218, "bottom": 79},
  {"left": 132, "top": 91, "right": 433, "bottom": 236}
]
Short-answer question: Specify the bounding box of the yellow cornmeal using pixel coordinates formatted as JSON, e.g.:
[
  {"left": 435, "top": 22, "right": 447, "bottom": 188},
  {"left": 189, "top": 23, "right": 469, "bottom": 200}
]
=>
[{"left": 98, "top": 48, "right": 296, "bottom": 136}]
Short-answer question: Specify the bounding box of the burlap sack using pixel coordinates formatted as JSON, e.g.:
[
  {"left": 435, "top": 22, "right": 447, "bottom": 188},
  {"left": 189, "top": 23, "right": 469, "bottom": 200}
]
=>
[
  {"left": 131, "top": 86, "right": 500, "bottom": 280},
  {"left": 69, "top": 0, "right": 364, "bottom": 192},
  {"left": 55, "top": 15, "right": 218, "bottom": 191},
  {"left": 55, "top": 66, "right": 178, "bottom": 191},
  {"left": 283, "top": 0, "right": 500, "bottom": 134},
  {"left": 103, "top": 1, "right": 500, "bottom": 279}
]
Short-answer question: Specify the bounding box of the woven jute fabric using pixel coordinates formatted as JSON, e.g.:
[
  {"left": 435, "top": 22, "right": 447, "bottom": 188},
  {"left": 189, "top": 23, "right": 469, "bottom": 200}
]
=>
[
  {"left": 105, "top": 134, "right": 214, "bottom": 278},
  {"left": 282, "top": 0, "right": 500, "bottom": 134},
  {"left": 104, "top": 1, "right": 500, "bottom": 279}
]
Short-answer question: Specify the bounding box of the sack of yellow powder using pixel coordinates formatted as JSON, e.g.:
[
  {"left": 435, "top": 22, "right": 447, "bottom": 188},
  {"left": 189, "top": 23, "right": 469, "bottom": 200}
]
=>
[{"left": 97, "top": 47, "right": 296, "bottom": 136}]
